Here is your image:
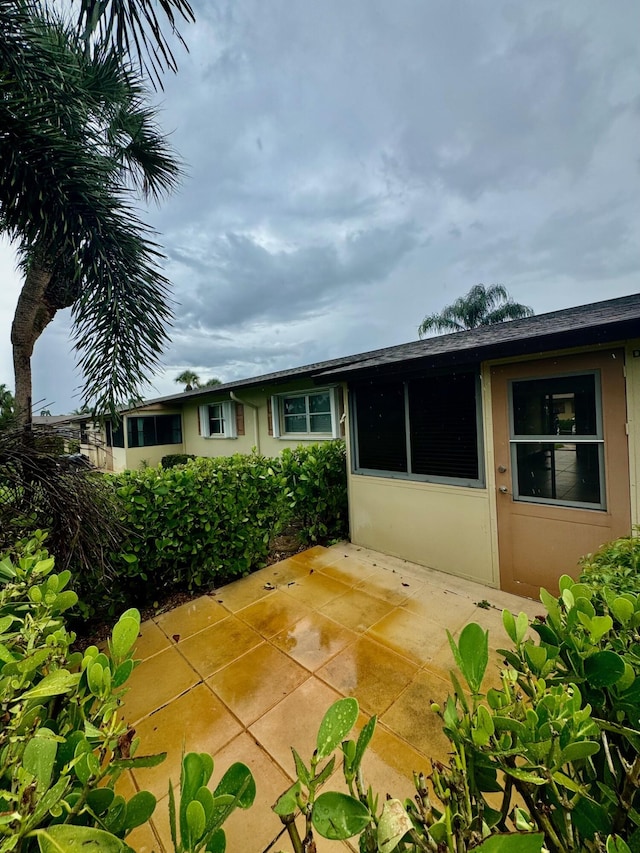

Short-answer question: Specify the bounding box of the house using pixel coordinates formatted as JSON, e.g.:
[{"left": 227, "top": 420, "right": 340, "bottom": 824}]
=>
[{"left": 104, "top": 292, "right": 640, "bottom": 598}]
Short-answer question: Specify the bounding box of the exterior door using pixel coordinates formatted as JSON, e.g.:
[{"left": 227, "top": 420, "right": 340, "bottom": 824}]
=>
[{"left": 491, "top": 350, "right": 631, "bottom": 598}]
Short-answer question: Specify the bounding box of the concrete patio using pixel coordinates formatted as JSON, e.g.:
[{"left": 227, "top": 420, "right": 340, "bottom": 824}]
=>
[{"left": 119, "top": 543, "right": 540, "bottom": 852}]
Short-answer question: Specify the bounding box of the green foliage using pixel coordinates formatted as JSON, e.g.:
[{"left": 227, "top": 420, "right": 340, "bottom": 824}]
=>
[
  {"left": 0, "top": 535, "right": 249, "bottom": 853},
  {"left": 579, "top": 530, "right": 640, "bottom": 596},
  {"left": 0, "top": 535, "right": 164, "bottom": 852},
  {"left": 161, "top": 454, "right": 196, "bottom": 469},
  {"left": 169, "top": 753, "right": 255, "bottom": 853},
  {"left": 109, "top": 452, "right": 288, "bottom": 609},
  {"left": 274, "top": 554, "right": 640, "bottom": 853},
  {"left": 93, "top": 443, "right": 347, "bottom": 615},
  {"left": 279, "top": 441, "right": 348, "bottom": 544}
]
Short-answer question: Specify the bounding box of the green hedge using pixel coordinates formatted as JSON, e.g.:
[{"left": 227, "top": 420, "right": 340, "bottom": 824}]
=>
[{"left": 89, "top": 441, "right": 347, "bottom": 614}]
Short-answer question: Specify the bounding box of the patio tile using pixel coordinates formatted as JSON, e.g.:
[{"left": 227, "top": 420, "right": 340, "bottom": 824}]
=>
[
  {"left": 363, "top": 721, "right": 434, "bottom": 803},
  {"left": 155, "top": 595, "right": 227, "bottom": 641},
  {"left": 119, "top": 646, "right": 199, "bottom": 725},
  {"left": 123, "top": 816, "right": 162, "bottom": 853},
  {"left": 130, "top": 683, "right": 243, "bottom": 799},
  {"left": 133, "top": 620, "right": 171, "bottom": 661},
  {"left": 355, "top": 567, "right": 421, "bottom": 606},
  {"left": 259, "top": 556, "right": 311, "bottom": 585},
  {"left": 207, "top": 643, "right": 309, "bottom": 725},
  {"left": 271, "top": 611, "right": 357, "bottom": 671},
  {"left": 213, "top": 572, "right": 278, "bottom": 612},
  {"left": 316, "top": 555, "right": 378, "bottom": 586},
  {"left": 177, "top": 615, "right": 263, "bottom": 678},
  {"left": 281, "top": 570, "right": 352, "bottom": 608},
  {"left": 200, "top": 732, "right": 293, "bottom": 853},
  {"left": 381, "top": 669, "right": 453, "bottom": 761},
  {"left": 318, "top": 587, "right": 395, "bottom": 633},
  {"left": 317, "top": 636, "right": 419, "bottom": 716},
  {"left": 400, "top": 587, "right": 480, "bottom": 632},
  {"left": 290, "top": 544, "right": 347, "bottom": 568},
  {"left": 238, "top": 590, "right": 314, "bottom": 639},
  {"left": 365, "top": 607, "right": 450, "bottom": 665},
  {"left": 250, "top": 677, "right": 343, "bottom": 778}
]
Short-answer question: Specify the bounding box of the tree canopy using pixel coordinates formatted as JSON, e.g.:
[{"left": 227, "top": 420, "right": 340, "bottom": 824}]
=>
[
  {"left": 418, "top": 284, "right": 534, "bottom": 338},
  {"left": 175, "top": 371, "right": 222, "bottom": 391},
  {"left": 1, "top": 1, "right": 186, "bottom": 424}
]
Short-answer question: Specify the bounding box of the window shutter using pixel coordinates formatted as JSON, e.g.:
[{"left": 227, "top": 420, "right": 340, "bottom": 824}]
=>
[
  {"left": 197, "top": 405, "right": 202, "bottom": 436},
  {"left": 267, "top": 398, "right": 273, "bottom": 436},
  {"left": 235, "top": 403, "right": 245, "bottom": 436}
]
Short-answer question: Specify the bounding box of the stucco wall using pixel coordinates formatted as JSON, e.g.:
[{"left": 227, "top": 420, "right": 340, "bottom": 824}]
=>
[
  {"left": 348, "top": 474, "right": 496, "bottom": 585},
  {"left": 183, "top": 380, "right": 343, "bottom": 459}
]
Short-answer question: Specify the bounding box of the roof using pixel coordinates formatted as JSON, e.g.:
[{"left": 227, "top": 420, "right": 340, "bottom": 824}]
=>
[
  {"left": 123, "top": 292, "right": 640, "bottom": 411},
  {"left": 317, "top": 291, "right": 640, "bottom": 380}
]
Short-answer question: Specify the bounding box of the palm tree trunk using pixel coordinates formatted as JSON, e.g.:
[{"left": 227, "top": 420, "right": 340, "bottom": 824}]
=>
[{"left": 11, "top": 262, "right": 56, "bottom": 428}]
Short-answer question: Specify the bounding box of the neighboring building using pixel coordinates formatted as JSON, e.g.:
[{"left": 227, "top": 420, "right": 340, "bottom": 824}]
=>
[{"left": 103, "top": 293, "right": 640, "bottom": 598}]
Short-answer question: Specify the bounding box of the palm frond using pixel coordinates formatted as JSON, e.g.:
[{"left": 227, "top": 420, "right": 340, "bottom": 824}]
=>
[{"left": 73, "top": 0, "right": 195, "bottom": 87}]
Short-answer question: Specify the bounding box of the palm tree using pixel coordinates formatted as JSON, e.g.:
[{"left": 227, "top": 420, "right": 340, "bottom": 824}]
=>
[
  {"left": 203, "top": 377, "right": 222, "bottom": 388},
  {"left": 175, "top": 370, "right": 201, "bottom": 391},
  {"left": 1, "top": 4, "right": 182, "bottom": 427},
  {"left": 418, "top": 285, "right": 534, "bottom": 338}
]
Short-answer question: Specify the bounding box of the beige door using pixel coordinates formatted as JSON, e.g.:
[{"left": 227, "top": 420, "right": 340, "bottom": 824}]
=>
[{"left": 491, "top": 350, "right": 631, "bottom": 598}]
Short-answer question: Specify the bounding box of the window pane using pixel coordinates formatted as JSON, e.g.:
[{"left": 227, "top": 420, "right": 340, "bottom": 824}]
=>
[
  {"left": 408, "top": 373, "right": 479, "bottom": 480},
  {"left": 309, "top": 393, "right": 330, "bottom": 414},
  {"left": 310, "top": 413, "right": 332, "bottom": 433},
  {"left": 515, "top": 442, "right": 601, "bottom": 505},
  {"left": 111, "top": 421, "right": 124, "bottom": 448},
  {"left": 284, "top": 414, "right": 308, "bottom": 432},
  {"left": 284, "top": 396, "right": 306, "bottom": 415},
  {"left": 355, "top": 381, "right": 407, "bottom": 472},
  {"left": 208, "top": 404, "right": 224, "bottom": 434},
  {"left": 512, "top": 374, "right": 597, "bottom": 437},
  {"left": 156, "top": 414, "right": 182, "bottom": 445}
]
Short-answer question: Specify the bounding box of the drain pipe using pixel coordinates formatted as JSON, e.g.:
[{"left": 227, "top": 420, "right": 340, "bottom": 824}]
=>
[{"left": 229, "top": 392, "right": 260, "bottom": 453}]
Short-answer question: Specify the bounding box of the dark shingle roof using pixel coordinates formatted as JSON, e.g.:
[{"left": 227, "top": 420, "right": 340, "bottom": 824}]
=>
[
  {"left": 316, "top": 292, "right": 640, "bottom": 379},
  {"left": 126, "top": 293, "right": 640, "bottom": 410}
]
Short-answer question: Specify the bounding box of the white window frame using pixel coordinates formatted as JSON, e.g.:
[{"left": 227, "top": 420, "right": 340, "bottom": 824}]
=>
[
  {"left": 271, "top": 388, "right": 340, "bottom": 440},
  {"left": 199, "top": 401, "right": 237, "bottom": 439}
]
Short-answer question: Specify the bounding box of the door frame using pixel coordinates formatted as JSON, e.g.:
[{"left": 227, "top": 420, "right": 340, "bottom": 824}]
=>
[{"left": 490, "top": 349, "right": 631, "bottom": 598}]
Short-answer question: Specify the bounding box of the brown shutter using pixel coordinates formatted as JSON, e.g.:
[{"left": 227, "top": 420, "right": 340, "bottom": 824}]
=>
[
  {"left": 197, "top": 405, "right": 202, "bottom": 436},
  {"left": 235, "top": 403, "right": 245, "bottom": 435},
  {"left": 267, "top": 398, "right": 273, "bottom": 436}
]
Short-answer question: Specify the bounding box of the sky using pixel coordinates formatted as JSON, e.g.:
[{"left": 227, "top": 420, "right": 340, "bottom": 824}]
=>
[{"left": 1, "top": 0, "right": 639, "bottom": 413}]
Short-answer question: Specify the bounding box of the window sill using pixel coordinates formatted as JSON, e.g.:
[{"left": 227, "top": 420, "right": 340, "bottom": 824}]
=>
[
  {"left": 278, "top": 433, "right": 333, "bottom": 441},
  {"left": 203, "top": 435, "right": 237, "bottom": 440}
]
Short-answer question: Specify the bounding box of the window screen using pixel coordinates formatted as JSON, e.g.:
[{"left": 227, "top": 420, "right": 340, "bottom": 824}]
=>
[
  {"left": 354, "top": 380, "right": 407, "bottom": 472},
  {"left": 408, "top": 373, "right": 479, "bottom": 480}
]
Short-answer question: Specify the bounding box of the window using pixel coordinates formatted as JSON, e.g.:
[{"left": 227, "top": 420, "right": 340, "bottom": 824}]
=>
[
  {"left": 127, "top": 414, "right": 182, "bottom": 448},
  {"left": 509, "top": 372, "right": 604, "bottom": 509},
  {"left": 271, "top": 389, "right": 340, "bottom": 439},
  {"left": 199, "top": 402, "right": 237, "bottom": 438},
  {"left": 352, "top": 371, "right": 483, "bottom": 486}
]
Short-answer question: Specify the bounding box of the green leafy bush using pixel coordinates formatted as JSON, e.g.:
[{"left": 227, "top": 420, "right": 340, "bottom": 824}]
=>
[
  {"left": 161, "top": 453, "right": 196, "bottom": 469},
  {"left": 0, "top": 533, "right": 164, "bottom": 851},
  {"left": 579, "top": 529, "right": 640, "bottom": 596},
  {"left": 0, "top": 534, "right": 255, "bottom": 853},
  {"left": 279, "top": 441, "right": 348, "bottom": 544},
  {"left": 92, "top": 442, "right": 347, "bottom": 615},
  {"left": 110, "top": 452, "right": 289, "bottom": 609}
]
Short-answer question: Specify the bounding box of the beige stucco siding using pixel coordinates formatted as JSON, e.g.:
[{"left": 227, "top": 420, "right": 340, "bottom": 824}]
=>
[
  {"left": 183, "top": 380, "right": 343, "bottom": 459},
  {"left": 348, "top": 475, "right": 496, "bottom": 585},
  {"left": 626, "top": 342, "right": 640, "bottom": 527}
]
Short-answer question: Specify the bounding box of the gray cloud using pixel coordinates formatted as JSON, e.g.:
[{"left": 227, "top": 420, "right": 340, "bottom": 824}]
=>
[{"left": 1, "top": 0, "right": 638, "bottom": 411}]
